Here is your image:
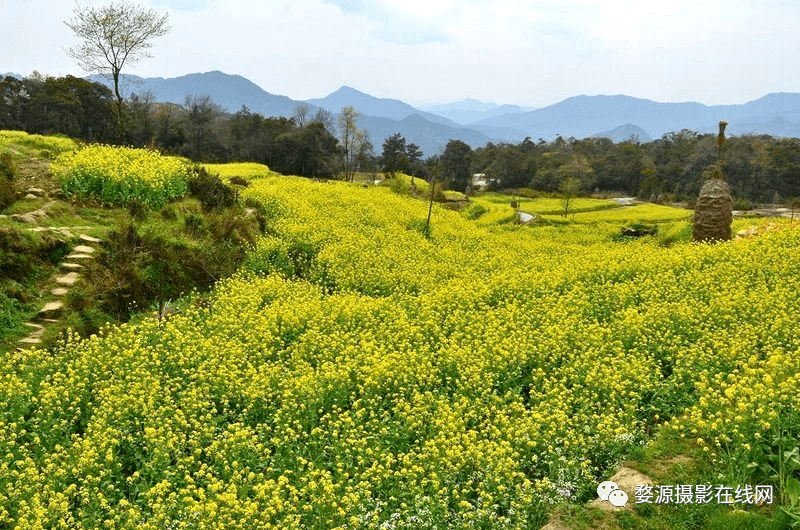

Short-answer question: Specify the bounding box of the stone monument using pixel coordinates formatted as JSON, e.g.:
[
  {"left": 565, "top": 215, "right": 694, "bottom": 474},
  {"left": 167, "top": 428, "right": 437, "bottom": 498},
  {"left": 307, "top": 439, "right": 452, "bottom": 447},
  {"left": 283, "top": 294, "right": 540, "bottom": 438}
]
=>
[{"left": 693, "top": 121, "right": 732, "bottom": 242}]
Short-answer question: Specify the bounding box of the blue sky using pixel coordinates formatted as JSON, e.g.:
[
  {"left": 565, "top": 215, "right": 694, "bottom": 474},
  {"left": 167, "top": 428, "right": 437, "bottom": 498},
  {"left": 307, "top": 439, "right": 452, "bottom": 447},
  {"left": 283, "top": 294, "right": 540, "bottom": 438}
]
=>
[{"left": 4, "top": 0, "right": 800, "bottom": 107}]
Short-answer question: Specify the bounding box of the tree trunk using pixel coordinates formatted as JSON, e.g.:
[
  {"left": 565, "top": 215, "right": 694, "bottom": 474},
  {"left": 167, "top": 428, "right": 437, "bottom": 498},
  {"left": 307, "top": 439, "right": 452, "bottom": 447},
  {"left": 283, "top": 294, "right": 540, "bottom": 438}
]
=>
[{"left": 112, "top": 70, "right": 124, "bottom": 142}]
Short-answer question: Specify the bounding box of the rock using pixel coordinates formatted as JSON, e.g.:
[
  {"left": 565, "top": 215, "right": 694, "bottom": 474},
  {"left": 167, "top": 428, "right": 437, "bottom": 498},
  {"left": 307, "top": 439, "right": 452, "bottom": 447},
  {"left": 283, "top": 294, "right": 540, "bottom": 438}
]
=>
[
  {"left": 39, "top": 301, "right": 64, "bottom": 317},
  {"left": 72, "top": 245, "right": 96, "bottom": 254},
  {"left": 26, "top": 187, "right": 46, "bottom": 196},
  {"left": 621, "top": 225, "right": 656, "bottom": 237},
  {"left": 65, "top": 253, "right": 93, "bottom": 260},
  {"left": 590, "top": 466, "right": 654, "bottom": 512},
  {"left": 23, "top": 322, "right": 45, "bottom": 337},
  {"left": 11, "top": 213, "right": 38, "bottom": 224},
  {"left": 736, "top": 226, "right": 757, "bottom": 239},
  {"left": 10, "top": 201, "right": 56, "bottom": 225},
  {"left": 18, "top": 337, "right": 42, "bottom": 345},
  {"left": 517, "top": 211, "right": 536, "bottom": 223},
  {"left": 24, "top": 194, "right": 39, "bottom": 200},
  {"left": 55, "top": 272, "right": 80, "bottom": 286},
  {"left": 79, "top": 234, "right": 103, "bottom": 243},
  {"left": 72, "top": 245, "right": 94, "bottom": 254},
  {"left": 692, "top": 178, "right": 732, "bottom": 242},
  {"left": 60, "top": 262, "right": 84, "bottom": 270},
  {"left": 51, "top": 288, "right": 69, "bottom": 296}
]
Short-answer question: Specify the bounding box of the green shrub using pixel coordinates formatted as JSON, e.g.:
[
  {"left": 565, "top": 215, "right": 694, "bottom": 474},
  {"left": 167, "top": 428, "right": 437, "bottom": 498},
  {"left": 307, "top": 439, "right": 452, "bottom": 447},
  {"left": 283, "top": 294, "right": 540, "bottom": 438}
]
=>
[
  {"left": 229, "top": 176, "right": 250, "bottom": 187},
  {"left": 184, "top": 213, "right": 205, "bottom": 237},
  {"left": 0, "top": 291, "right": 24, "bottom": 343},
  {"left": 0, "top": 152, "right": 16, "bottom": 211},
  {"left": 160, "top": 205, "right": 178, "bottom": 221},
  {"left": 188, "top": 166, "right": 237, "bottom": 212},
  {"left": 85, "top": 210, "right": 264, "bottom": 322},
  {"left": 0, "top": 228, "right": 36, "bottom": 281},
  {"left": 464, "top": 203, "right": 488, "bottom": 220},
  {"left": 128, "top": 200, "right": 149, "bottom": 221}
]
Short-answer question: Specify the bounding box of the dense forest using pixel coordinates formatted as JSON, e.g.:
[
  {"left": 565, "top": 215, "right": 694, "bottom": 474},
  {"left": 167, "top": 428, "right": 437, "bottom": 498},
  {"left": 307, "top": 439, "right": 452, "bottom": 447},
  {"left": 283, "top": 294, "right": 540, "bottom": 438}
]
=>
[
  {"left": 471, "top": 131, "right": 800, "bottom": 206},
  {"left": 3, "top": 73, "right": 800, "bottom": 205}
]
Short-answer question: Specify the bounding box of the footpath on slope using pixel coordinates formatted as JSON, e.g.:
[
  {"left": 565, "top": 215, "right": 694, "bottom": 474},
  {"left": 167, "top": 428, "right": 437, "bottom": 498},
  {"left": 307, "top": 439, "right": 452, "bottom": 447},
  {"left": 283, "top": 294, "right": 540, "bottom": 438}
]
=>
[{"left": 3, "top": 187, "right": 103, "bottom": 349}]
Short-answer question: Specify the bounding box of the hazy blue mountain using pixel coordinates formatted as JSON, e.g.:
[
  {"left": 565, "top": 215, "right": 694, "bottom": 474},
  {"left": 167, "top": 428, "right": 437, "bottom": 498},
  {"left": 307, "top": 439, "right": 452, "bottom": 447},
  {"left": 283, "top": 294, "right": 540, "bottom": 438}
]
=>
[
  {"left": 2, "top": 72, "right": 23, "bottom": 79},
  {"left": 84, "top": 72, "right": 493, "bottom": 157},
  {"left": 359, "top": 113, "right": 493, "bottom": 157},
  {"left": 424, "top": 98, "right": 502, "bottom": 113},
  {"left": 592, "top": 124, "right": 652, "bottom": 143},
  {"left": 421, "top": 99, "right": 536, "bottom": 125},
  {"left": 88, "top": 70, "right": 303, "bottom": 117},
  {"left": 306, "top": 86, "right": 458, "bottom": 127},
  {"left": 79, "top": 70, "right": 800, "bottom": 148},
  {"left": 474, "top": 93, "right": 800, "bottom": 141}
]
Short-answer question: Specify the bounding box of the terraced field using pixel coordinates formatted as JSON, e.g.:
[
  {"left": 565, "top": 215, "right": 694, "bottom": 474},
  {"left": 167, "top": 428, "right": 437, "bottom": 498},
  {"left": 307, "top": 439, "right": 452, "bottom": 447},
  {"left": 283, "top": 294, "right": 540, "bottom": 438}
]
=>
[{"left": 2, "top": 140, "right": 798, "bottom": 528}]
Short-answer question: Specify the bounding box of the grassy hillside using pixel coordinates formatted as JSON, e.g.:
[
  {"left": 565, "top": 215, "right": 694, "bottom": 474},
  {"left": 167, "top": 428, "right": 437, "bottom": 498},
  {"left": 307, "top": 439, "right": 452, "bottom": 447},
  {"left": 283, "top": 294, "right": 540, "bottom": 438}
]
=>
[
  {"left": 1, "top": 131, "right": 798, "bottom": 528},
  {"left": 0, "top": 133, "right": 265, "bottom": 352}
]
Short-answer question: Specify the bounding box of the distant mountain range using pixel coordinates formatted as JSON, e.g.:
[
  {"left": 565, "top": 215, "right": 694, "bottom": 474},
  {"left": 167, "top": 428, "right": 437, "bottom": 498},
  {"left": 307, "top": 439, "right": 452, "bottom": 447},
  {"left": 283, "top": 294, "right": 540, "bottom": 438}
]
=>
[
  {"left": 419, "top": 98, "right": 536, "bottom": 125},
  {"left": 307, "top": 86, "right": 459, "bottom": 127},
  {"left": 87, "top": 71, "right": 300, "bottom": 117},
  {"left": 592, "top": 124, "right": 652, "bottom": 143},
  {"left": 86, "top": 71, "right": 493, "bottom": 155},
  {"left": 15, "top": 70, "right": 800, "bottom": 156},
  {"left": 473, "top": 93, "right": 800, "bottom": 140}
]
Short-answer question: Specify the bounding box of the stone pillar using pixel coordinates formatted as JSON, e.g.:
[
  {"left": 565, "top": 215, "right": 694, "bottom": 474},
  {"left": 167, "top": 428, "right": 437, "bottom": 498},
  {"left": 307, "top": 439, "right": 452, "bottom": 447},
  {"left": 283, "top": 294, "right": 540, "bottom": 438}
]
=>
[{"left": 692, "top": 177, "right": 732, "bottom": 242}]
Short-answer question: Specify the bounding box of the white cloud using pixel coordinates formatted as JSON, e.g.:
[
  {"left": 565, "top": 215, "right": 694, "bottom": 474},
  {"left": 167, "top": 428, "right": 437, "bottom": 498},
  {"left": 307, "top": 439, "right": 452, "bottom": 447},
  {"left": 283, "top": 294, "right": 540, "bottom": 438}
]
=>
[{"left": 2, "top": 0, "right": 800, "bottom": 106}]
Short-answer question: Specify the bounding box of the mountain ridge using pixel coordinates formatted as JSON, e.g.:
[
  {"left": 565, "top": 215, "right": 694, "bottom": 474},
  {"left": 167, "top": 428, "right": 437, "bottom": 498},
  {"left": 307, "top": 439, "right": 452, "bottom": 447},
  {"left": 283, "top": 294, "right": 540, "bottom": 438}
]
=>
[
  {"left": 306, "top": 85, "right": 460, "bottom": 127},
  {"left": 420, "top": 99, "right": 536, "bottom": 125},
  {"left": 473, "top": 93, "right": 800, "bottom": 140},
  {"left": 78, "top": 70, "right": 800, "bottom": 152}
]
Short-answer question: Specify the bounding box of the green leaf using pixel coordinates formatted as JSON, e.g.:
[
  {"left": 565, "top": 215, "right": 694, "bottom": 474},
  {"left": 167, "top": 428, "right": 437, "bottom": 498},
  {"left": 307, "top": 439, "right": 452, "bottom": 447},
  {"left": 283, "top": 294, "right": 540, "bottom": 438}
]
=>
[{"left": 787, "top": 477, "right": 800, "bottom": 507}]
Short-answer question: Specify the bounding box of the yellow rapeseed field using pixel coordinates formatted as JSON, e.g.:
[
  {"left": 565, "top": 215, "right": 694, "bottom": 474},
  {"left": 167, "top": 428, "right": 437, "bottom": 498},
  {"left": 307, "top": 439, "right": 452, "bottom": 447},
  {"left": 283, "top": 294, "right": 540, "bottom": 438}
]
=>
[
  {"left": 202, "top": 162, "right": 275, "bottom": 182},
  {"left": 2, "top": 172, "right": 798, "bottom": 528},
  {"left": 0, "top": 130, "right": 78, "bottom": 157},
  {"left": 53, "top": 145, "right": 189, "bottom": 208}
]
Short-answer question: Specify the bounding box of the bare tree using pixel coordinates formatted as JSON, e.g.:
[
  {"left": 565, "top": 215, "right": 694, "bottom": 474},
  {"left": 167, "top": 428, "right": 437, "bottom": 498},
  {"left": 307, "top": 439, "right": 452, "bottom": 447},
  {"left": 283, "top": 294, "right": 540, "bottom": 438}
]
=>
[
  {"left": 338, "top": 106, "right": 366, "bottom": 181},
  {"left": 293, "top": 103, "right": 312, "bottom": 129},
  {"left": 312, "top": 108, "right": 336, "bottom": 136},
  {"left": 183, "top": 94, "right": 222, "bottom": 160},
  {"left": 64, "top": 1, "right": 170, "bottom": 138}
]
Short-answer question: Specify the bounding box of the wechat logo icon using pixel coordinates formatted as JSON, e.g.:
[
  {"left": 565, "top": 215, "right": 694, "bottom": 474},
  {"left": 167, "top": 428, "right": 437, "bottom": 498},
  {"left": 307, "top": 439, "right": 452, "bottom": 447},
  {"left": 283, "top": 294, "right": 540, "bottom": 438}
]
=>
[{"left": 597, "top": 480, "right": 628, "bottom": 507}]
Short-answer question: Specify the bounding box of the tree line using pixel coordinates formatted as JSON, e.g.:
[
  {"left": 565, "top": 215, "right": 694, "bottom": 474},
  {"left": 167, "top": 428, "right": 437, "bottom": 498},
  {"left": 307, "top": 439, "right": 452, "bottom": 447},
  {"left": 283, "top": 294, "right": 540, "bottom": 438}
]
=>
[
  {"left": 467, "top": 131, "right": 800, "bottom": 205},
  {"left": 4, "top": 72, "right": 800, "bottom": 204}
]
